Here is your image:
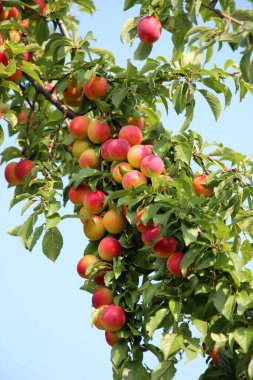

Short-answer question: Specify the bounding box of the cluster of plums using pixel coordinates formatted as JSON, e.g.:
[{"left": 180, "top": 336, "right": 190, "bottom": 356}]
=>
[{"left": 67, "top": 97, "right": 213, "bottom": 345}]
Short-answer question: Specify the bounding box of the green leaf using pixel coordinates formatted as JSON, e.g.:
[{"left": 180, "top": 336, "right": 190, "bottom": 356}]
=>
[
  {"left": 180, "top": 104, "right": 194, "bottom": 132},
  {"left": 45, "top": 213, "right": 61, "bottom": 229},
  {"left": 248, "top": 356, "right": 253, "bottom": 379},
  {"left": 213, "top": 288, "right": 235, "bottom": 321},
  {"left": 27, "top": 225, "right": 44, "bottom": 251},
  {"left": 111, "top": 341, "right": 129, "bottom": 368},
  {"left": 134, "top": 42, "right": 153, "bottom": 61},
  {"left": 90, "top": 47, "right": 115, "bottom": 64},
  {"left": 7, "top": 225, "right": 22, "bottom": 237},
  {"left": 0, "top": 124, "right": 4, "bottom": 147},
  {"left": 233, "top": 328, "right": 253, "bottom": 353},
  {"left": 191, "top": 319, "right": 208, "bottom": 336},
  {"left": 175, "top": 142, "right": 192, "bottom": 165},
  {"left": 143, "top": 283, "right": 161, "bottom": 306},
  {"left": 151, "top": 361, "right": 176, "bottom": 380},
  {"left": 181, "top": 223, "right": 198, "bottom": 246},
  {"left": 161, "top": 333, "right": 184, "bottom": 360},
  {"left": 20, "top": 61, "right": 44, "bottom": 87},
  {"left": 231, "top": 9, "right": 253, "bottom": 22},
  {"left": 123, "top": 0, "right": 138, "bottom": 11},
  {"left": 0, "top": 80, "right": 22, "bottom": 95},
  {"left": 3, "top": 110, "right": 18, "bottom": 128},
  {"left": 180, "top": 249, "right": 199, "bottom": 276},
  {"left": 1, "top": 146, "right": 22, "bottom": 163},
  {"left": 76, "top": 0, "right": 96, "bottom": 14},
  {"left": 171, "top": 0, "right": 184, "bottom": 12},
  {"left": 126, "top": 59, "right": 138, "bottom": 79},
  {"left": 122, "top": 361, "right": 150, "bottom": 380},
  {"left": 120, "top": 17, "right": 135, "bottom": 43},
  {"left": 111, "top": 87, "right": 128, "bottom": 108},
  {"left": 198, "top": 89, "right": 221, "bottom": 121},
  {"left": 20, "top": 213, "right": 38, "bottom": 247},
  {"left": 241, "top": 240, "right": 253, "bottom": 264},
  {"left": 146, "top": 308, "right": 169, "bottom": 338},
  {"left": 42, "top": 227, "right": 63, "bottom": 262},
  {"left": 169, "top": 299, "right": 181, "bottom": 321},
  {"left": 35, "top": 18, "right": 49, "bottom": 45}
]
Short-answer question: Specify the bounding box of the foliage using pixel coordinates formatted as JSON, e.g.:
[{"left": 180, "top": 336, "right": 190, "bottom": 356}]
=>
[{"left": 1, "top": 0, "right": 253, "bottom": 379}]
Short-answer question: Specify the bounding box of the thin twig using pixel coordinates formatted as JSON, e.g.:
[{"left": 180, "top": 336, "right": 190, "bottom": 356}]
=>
[
  {"left": 193, "top": 152, "right": 247, "bottom": 187},
  {"left": 56, "top": 18, "right": 71, "bottom": 39},
  {"left": 201, "top": 3, "right": 243, "bottom": 26},
  {"left": 207, "top": 155, "right": 247, "bottom": 187}
]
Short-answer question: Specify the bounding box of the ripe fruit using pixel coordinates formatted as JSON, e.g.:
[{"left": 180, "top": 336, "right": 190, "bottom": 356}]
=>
[
  {"left": 0, "top": 52, "right": 8, "bottom": 66},
  {"left": 82, "top": 190, "right": 106, "bottom": 214},
  {"left": 0, "top": 10, "right": 9, "bottom": 21},
  {"left": 166, "top": 252, "right": 185, "bottom": 277},
  {"left": 79, "top": 206, "right": 90, "bottom": 224},
  {"left": 193, "top": 174, "right": 213, "bottom": 197},
  {"left": 68, "top": 184, "right": 89, "bottom": 205},
  {"left": 25, "top": 0, "right": 46, "bottom": 20},
  {"left": 4, "top": 162, "right": 22, "bottom": 185},
  {"left": 140, "top": 155, "right": 165, "bottom": 178},
  {"left": 141, "top": 225, "right": 160, "bottom": 246},
  {"left": 100, "top": 139, "right": 114, "bottom": 161},
  {"left": 212, "top": 350, "right": 219, "bottom": 365},
  {"left": 94, "top": 306, "right": 106, "bottom": 330},
  {"left": 93, "top": 263, "right": 111, "bottom": 286},
  {"left": 107, "top": 139, "right": 131, "bottom": 161},
  {"left": 7, "top": 69, "right": 22, "bottom": 83},
  {"left": 83, "top": 75, "right": 108, "bottom": 100},
  {"left": 92, "top": 288, "right": 114, "bottom": 309},
  {"left": 18, "top": 20, "right": 29, "bottom": 29},
  {"left": 9, "top": 30, "right": 21, "bottom": 43},
  {"left": 98, "top": 237, "right": 122, "bottom": 261},
  {"left": 83, "top": 215, "right": 106, "bottom": 241},
  {"left": 122, "top": 170, "right": 147, "bottom": 191},
  {"left": 62, "top": 80, "right": 83, "bottom": 107},
  {"left": 20, "top": 51, "right": 32, "bottom": 62},
  {"left": 136, "top": 209, "right": 153, "bottom": 232},
  {"left": 105, "top": 331, "right": 120, "bottom": 346},
  {"left": 127, "top": 144, "right": 153, "bottom": 169},
  {"left": 137, "top": 16, "right": 162, "bottom": 44},
  {"left": 15, "top": 159, "right": 36, "bottom": 183},
  {"left": 77, "top": 254, "right": 99, "bottom": 278},
  {"left": 72, "top": 139, "right": 90, "bottom": 159},
  {"left": 111, "top": 162, "right": 133, "bottom": 184},
  {"left": 128, "top": 116, "right": 144, "bottom": 130},
  {"left": 8, "top": 8, "right": 20, "bottom": 19},
  {"left": 153, "top": 236, "right": 177, "bottom": 258},
  {"left": 118, "top": 125, "right": 142, "bottom": 146},
  {"left": 101, "top": 304, "right": 126, "bottom": 332},
  {"left": 87, "top": 120, "right": 111, "bottom": 144},
  {"left": 103, "top": 209, "right": 126, "bottom": 234},
  {"left": 18, "top": 111, "right": 28, "bottom": 124},
  {"left": 79, "top": 148, "right": 100, "bottom": 169},
  {"left": 69, "top": 116, "right": 90, "bottom": 139},
  {"left": 0, "top": 1, "right": 3, "bottom": 13},
  {"left": 159, "top": 174, "right": 173, "bottom": 182}
]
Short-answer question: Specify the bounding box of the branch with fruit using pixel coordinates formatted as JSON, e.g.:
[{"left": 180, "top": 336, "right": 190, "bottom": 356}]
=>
[{"left": 1, "top": 1, "right": 253, "bottom": 379}]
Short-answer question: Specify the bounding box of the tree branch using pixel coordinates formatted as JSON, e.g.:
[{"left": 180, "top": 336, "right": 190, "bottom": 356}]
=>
[
  {"left": 22, "top": 72, "right": 78, "bottom": 119},
  {"left": 56, "top": 18, "right": 71, "bottom": 39},
  {"left": 201, "top": 3, "right": 243, "bottom": 26},
  {"left": 193, "top": 152, "right": 247, "bottom": 187}
]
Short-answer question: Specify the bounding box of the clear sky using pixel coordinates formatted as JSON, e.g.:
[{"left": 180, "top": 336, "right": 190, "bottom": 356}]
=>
[{"left": 0, "top": 1, "right": 252, "bottom": 379}]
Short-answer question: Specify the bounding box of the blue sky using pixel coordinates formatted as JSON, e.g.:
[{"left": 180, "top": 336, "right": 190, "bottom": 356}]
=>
[{"left": 0, "top": 1, "right": 252, "bottom": 379}]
